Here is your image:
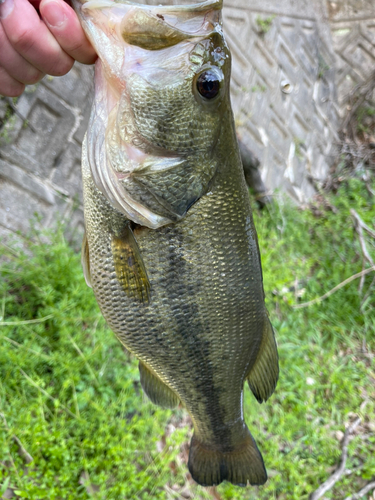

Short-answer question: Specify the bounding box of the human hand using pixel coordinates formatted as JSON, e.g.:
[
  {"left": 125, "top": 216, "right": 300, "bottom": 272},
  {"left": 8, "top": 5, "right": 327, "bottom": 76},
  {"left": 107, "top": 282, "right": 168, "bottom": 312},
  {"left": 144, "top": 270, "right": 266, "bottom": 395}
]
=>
[{"left": 0, "top": 0, "right": 97, "bottom": 97}]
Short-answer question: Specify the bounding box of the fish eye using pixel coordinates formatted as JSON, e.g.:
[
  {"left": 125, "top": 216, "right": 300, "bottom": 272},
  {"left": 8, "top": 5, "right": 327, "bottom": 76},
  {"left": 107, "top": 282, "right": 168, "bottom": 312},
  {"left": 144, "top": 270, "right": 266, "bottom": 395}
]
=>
[{"left": 196, "top": 70, "right": 221, "bottom": 100}]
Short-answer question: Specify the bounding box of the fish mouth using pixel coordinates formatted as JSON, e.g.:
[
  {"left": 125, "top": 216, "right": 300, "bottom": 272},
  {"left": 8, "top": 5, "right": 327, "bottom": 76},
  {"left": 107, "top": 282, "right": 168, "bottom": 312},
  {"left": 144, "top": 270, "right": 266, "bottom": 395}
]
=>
[{"left": 72, "top": 0, "right": 223, "bottom": 65}]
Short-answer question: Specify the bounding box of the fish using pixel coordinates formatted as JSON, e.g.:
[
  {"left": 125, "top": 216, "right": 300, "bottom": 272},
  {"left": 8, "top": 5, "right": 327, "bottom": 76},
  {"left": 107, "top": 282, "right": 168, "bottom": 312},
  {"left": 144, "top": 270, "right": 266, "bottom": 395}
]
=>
[{"left": 73, "top": 0, "right": 279, "bottom": 487}]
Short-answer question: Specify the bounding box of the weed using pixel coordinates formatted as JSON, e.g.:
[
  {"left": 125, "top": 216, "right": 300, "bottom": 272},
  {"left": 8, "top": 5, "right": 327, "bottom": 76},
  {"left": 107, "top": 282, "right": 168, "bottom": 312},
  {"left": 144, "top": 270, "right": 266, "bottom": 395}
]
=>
[
  {"left": 294, "top": 137, "right": 306, "bottom": 159},
  {"left": 0, "top": 178, "right": 374, "bottom": 499},
  {"left": 0, "top": 114, "right": 17, "bottom": 144},
  {"left": 356, "top": 105, "right": 375, "bottom": 136},
  {"left": 251, "top": 84, "right": 267, "bottom": 93},
  {"left": 256, "top": 15, "right": 276, "bottom": 35},
  {"left": 318, "top": 55, "right": 330, "bottom": 79}
]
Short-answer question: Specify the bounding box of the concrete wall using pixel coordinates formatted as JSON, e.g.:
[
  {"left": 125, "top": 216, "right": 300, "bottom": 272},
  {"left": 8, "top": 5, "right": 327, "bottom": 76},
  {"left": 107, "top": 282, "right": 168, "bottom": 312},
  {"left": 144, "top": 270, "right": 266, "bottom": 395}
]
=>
[
  {"left": 0, "top": 64, "right": 93, "bottom": 245},
  {"left": 224, "top": 0, "right": 339, "bottom": 202},
  {"left": 328, "top": 0, "right": 375, "bottom": 110},
  {"left": 1, "top": 0, "right": 374, "bottom": 243}
]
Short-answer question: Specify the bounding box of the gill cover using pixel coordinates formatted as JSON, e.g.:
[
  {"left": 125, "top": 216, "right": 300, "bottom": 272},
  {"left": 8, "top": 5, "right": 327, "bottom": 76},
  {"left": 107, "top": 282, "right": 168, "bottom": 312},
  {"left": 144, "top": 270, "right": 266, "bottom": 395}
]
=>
[{"left": 72, "top": 0, "right": 229, "bottom": 229}]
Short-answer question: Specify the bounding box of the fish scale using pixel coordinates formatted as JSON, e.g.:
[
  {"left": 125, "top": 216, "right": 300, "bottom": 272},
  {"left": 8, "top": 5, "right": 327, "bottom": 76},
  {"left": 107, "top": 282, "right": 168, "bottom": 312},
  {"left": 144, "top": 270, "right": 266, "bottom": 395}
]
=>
[{"left": 74, "top": 0, "right": 279, "bottom": 487}]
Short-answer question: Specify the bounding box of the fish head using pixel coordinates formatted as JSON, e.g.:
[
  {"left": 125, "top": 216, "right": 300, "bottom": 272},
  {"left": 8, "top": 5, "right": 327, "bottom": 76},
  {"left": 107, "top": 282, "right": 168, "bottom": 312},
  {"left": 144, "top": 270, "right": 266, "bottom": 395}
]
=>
[
  {"left": 118, "top": 3, "right": 230, "bottom": 155},
  {"left": 73, "top": 0, "right": 234, "bottom": 228}
]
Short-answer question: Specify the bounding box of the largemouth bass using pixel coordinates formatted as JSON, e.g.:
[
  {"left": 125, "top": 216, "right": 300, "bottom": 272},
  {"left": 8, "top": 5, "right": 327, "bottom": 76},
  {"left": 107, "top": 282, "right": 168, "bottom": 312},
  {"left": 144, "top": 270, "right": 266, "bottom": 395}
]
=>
[{"left": 73, "top": 0, "right": 279, "bottom": 487}]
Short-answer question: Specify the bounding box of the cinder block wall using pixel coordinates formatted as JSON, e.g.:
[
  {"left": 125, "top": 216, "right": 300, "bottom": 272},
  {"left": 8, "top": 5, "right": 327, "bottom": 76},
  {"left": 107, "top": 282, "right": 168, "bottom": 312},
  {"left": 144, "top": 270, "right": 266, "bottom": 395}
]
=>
[
  {"left": 224, "top": 0, "right": 339, "bottom": 202},
  {"left": 327, "top": 0, "right": 375, "bottom": 110},
  {"left": 0, "top": 0, "right": 374, "bottom": 243},
  {"left": 0, "top": 65, "right": 93, "bottom": 244}
]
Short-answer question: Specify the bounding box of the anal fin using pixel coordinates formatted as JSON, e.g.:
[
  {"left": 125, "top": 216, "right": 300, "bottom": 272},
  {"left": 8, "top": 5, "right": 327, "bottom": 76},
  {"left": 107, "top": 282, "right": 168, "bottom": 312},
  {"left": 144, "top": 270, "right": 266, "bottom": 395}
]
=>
[
  {"left": 139, "top": 362, "right": 179, "bottom": 409},
  {"left": 247, "top": 315, "right": 279, "bottom": 403},
  {"left": 111, "top": 224, "right": 150, "bottom": 304}
]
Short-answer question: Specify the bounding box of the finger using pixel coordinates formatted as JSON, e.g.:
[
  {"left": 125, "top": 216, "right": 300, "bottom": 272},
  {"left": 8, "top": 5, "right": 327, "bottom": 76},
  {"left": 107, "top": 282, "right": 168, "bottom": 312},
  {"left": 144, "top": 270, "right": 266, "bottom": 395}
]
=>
[
  {"left": 0, "top": 0, "right": 74, "bottom": 77},
  {"left": 40, "top": 0, "right": 97, "bottom": 65},
  {"left": 0, "top": 66, "right": 25, "bottom": 97},
  {"left": 0, "top": 25, "right": 44, "bottom": 85}
]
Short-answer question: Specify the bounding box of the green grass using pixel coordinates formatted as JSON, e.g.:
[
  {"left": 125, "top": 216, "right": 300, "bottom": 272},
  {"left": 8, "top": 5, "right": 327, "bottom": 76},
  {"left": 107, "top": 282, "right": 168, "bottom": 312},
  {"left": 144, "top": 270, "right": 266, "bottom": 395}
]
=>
[{"left": 0, "top": 178, "right": 374, "bottom": 499}]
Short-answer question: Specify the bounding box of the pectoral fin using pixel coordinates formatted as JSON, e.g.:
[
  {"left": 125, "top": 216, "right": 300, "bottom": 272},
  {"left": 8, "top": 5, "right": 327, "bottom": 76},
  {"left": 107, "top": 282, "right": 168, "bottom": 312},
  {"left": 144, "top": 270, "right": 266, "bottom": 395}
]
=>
[
  {"left": 139, "top": 362, "right": 180, "bottom": 409},
  {"left": 111, "top": 224, "right": 150, "bottom": 304},
  {"left": 247, "top": 315, "right": 279, "bottom": 403},
  {"left": 81, "top": 232, "right": 92, "bottom": 289}
]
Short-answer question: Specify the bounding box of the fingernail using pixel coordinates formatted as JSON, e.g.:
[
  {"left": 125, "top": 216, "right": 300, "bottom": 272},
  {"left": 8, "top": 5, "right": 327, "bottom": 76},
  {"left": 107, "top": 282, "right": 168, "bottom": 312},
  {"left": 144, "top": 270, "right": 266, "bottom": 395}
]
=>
[
  {"left": 43, "top": 0, "right": 67, "bottom": 28},
  {"left": 0, "top": 0, "right": 14, "bottom": 19}
]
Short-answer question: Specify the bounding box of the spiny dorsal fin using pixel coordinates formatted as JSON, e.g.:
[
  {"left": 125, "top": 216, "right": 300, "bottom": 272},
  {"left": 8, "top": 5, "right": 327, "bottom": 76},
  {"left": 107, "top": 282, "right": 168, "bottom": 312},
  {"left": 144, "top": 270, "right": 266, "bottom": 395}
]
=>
[
  {"left": 247, "top": 315, "right": 279, "bottom": 403},
  {"left": 81, "top": 231, "right": 92, "bottom": 289},
  {"left": 111, "top": 224, "right": 150, "bottom": 304},
  {"left": 139, "top": 362, "right": 179, "bottom": 409}
]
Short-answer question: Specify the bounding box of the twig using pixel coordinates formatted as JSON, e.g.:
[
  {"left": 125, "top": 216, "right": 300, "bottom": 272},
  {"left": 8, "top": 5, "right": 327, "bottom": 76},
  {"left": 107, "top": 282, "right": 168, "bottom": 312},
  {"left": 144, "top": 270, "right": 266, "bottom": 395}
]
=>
[
  {"left": 344, "top": 480, "right": 375, "bottom": 500},
  {"left": 0, "top": 314, "right": 53, "bottom": 326},
  {"left": 342, "top": 70, "right": 375, "bottom": 138},
  {"left": 1, "top": 335, "right": 52, "bottom": 361},
  {"left": 293, "top": 266, "right": 375, "bottom": 309},
  {"left": 351, "top": 209, "right": 375, "bottom": 293},
  {"left": 0, "top": 412, "right": 33, "bottom": 464},
  {"left": 351, "top": 210, "right": 375, "bottom": 266},
  {"left": 358, "top": 219, "right": 375, "bottom": 240},
  {"left": 68, "top": 334, "right": 99, "bottom": 387},
  {"left": 0, "top": 241, "right": 22, "bottom": 259},
  {"left": 361, "top": 273, "right": 375, "bottom": 310},
  {"left": 309, "top": 417, "right": 361, "bottom": 500}
]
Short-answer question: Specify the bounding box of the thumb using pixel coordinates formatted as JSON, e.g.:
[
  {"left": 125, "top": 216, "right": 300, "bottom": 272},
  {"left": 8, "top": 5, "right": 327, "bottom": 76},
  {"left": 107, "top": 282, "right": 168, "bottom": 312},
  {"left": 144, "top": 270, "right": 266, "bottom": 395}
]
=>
[{"left": 40, "top": 0, "right": 97, "bottom": 64}]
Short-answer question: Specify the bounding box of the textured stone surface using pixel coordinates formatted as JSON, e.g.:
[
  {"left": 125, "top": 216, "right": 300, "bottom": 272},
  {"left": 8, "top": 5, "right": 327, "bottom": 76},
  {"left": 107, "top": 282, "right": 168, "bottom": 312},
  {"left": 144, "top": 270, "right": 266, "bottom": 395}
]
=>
[
  {"left": 224, "top": 0, "right": 339, "bottom": 201},
  {"left": 327, "top": 0, "right": 375, "bottom": 111},
  {"left": 0, "top": 64, "right": 94, "bottom": 244},
  {"left": 0, "top": 0, "right": 373, "bottom": 242}
]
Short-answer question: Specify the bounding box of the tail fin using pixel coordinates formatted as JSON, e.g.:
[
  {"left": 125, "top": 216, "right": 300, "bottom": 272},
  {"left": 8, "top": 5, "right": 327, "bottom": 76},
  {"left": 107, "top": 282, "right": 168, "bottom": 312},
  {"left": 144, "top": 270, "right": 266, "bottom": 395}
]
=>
[{"left": 188, "top": 429, "right": 267, "bottom": 487}]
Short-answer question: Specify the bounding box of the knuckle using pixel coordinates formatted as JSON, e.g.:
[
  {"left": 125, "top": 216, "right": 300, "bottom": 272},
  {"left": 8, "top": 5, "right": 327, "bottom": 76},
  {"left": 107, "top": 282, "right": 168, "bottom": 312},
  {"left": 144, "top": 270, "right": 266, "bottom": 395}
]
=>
[
  {"left": 0, "top": 76, "right": 25, "bottom": 97},
  {"left": 76, "top": 52, "right": 97, "bottom": 66},
  {"left": 68, "top": 40, "right": 85, "bottom": 54},
  {"left": 48, "top": 58, "right": 74, "bottom": 77},
  {"left": 0, "top": 27, "right": 7, "bottom": 46},
  {"left": 9, "top": 27, "right": 36, "bottom": 54},
  {"left": 9, "top": 86, "right": 25, "bottom": 97},
  {"left": 60, "top": 37, "right": 96, "bottom": 65},
  {"left": 25, "top": 70, "right": 44, "bottom": 85}
]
